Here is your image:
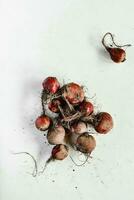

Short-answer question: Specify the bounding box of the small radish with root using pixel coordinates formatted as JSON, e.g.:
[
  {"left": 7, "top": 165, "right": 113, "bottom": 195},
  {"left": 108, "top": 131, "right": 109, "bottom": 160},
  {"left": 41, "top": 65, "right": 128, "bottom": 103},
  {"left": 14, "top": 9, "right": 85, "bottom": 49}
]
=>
[
  {"left": 76, "top": 132, "right": 96, "bottom": 154},
  {"left": 35, "top": 115, "right": 51, "bottom": 131},
  {"left": 94, "top": 112, "right": 113, "bottom": 134},
  {"left": 51, "top": 144, "right": 69, "bottom": 160},
  {"left": 102, "top": 32, "right": 131, "bottom": 63},
  {"left": 47, "top": 125, "right": 65, "bottom": 145}
]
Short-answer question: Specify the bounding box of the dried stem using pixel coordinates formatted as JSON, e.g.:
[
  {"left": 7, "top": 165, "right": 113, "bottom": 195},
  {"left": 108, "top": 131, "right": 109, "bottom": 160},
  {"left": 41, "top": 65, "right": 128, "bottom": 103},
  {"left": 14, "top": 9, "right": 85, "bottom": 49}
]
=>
[
  {"left": 41, "top": 90, "right": 46, "bottom": 115},
  {"left": 70, "top": 154, "right": 91, "bottom": 167},
  {"left": 61, "top": 112, "right": 81, "bottom": 122},
  {"left": 102, "top": 32, "right": 131, "bottom": 49},
  {"left": 11, "top": 151, "right": 38, "bottom": 177},
  {"left": 62, "top": 96, "right": 75, "bottom": 112},
  {"left": 38, "top": 156, "right": 52, "bottom": 175},
  {"left": 81, "top": 114, "right": 95, "bottom": 124}
]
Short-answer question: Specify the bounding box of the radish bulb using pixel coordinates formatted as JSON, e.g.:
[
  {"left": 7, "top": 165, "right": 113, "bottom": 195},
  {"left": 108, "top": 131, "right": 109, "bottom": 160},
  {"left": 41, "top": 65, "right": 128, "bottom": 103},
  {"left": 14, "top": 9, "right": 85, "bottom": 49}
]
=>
[
  {"left": 52, "top": 144, "right": 69, "bottom": 160},
  {"left": 106, "top": 47, "right": 126, "bottom": 63},
  {"left": 47, "top": 125, "right": 65, "bottom": 145},
  {"left": 76, "top": 132, "right": 96, "bottom": 154},
  {"left": 48, "top": 99, "right": 61, "bottom": 113},
  {"left": 42, "top": 77, "right": 60, "bottom": 94},
  {"left": 63, "top": 83, "right": 84, "bottom": 105},
  {"left": 70, "top": 121, "right": 87, "bottom": 135},
  {"left": 94, "top": 112, "right": 113, "bottom": 134},
  {"left": 80, "top": 101, "right": 94, "bottom": 116},
  {"left": 35, "top": 115, "right": 51, "bottom": 131}
]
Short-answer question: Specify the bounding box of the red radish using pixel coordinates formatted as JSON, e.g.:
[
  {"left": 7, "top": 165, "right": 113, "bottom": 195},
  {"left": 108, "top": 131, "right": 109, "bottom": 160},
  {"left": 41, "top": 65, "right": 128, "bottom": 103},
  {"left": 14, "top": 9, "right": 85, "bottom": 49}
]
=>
[
  {"left": 42, "top": 77, "right": 60, "bottom": 94},
  {"left": 102, "top": 32, "right": 131, "bottom": 63},
  {"left": 80, "top": 101, "right": 94, "bottom": 116},
  {"left": 106, "top": 47, "right": 126, "bottom": 63},
  {"left": 35, "top": 115, "right": 51, "bottom": 131},
  {"left": 47, "top": 125, "right": 65, "bottom": 145},
  {"left": 63, "top": 83, "right": 84, "bottom": 105},
  {"left": 94, "top": 112, "right": 113, "bottom": 134},
  {"left": 52, "top": 144, "right": 69, "bottom": 160},
  {"left": 76, "top": 132, "right": 96, "bottom": 154},
  {"left": 70, "top": 121, "right": 87, "bottom": 135},
  {"left": 48, "top": 99, "right": 61, "bottom": 113}
]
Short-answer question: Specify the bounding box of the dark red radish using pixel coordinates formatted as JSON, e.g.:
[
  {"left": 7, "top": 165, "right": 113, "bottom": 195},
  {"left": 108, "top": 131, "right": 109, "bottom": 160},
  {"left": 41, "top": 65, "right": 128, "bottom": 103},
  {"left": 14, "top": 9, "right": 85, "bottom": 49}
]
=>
[
  {"left": 52, "top": 144, "right": 69, "bottom": 160},
  {"left": 48, "top": 99, "right": 61, "bottom": 113},
  {"left": 42, "top": 77, "right": 60, "bottom": 94},
  {"left": 94, "top": 112, "right": 113, "bottom": 134},
  {"left": 35, "top": 115, "right": 51, "bottom": 131},
  {"left": 76, "top": 132, "right": 96, "bottom": 154},
  {"left": 102, "top": 32, "right": 131, "bottom": 63},
  {"left": 47, "top": 125, "right": 65, "bottom": 145},
  {"left": 63, "top": 83, "right": 84, "bottom": 105},
  {"left": 106, "top": 47, "right": 126, "bottom": 63},
  {"left": 80, "top": 101, "right": 94, "bottom": 116}
]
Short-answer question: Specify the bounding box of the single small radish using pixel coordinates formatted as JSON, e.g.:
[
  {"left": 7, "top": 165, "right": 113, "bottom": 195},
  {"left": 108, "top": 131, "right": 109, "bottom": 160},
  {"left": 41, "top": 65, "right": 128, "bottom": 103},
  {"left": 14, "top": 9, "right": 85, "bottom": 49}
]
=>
[
  {"left": 63, "top": 82, "right": 84, "bottom": 105},
  {"left": 76, "top": 132, "right": 96, "bottom": 154},
  {"left": 106, "top": 47, "right": 126, "bottom": 63},
  {"left": 39, "top": 144, "right": 69, "bottom": 174},
  {"left": 70, "top": 121, "right": 87, "bottom": 135},
  {"left": 94, "top": 112, "right": 113, "bottom": 134},
  {"left": 47, "top": 125, "right": 65, "bottom": 145},
  {"left": 52, "top": 144, "right": 69, "bottom": 160},
  {"left": 48, "top": 99, "right": 61, "bottom": 113},
  {"left": 80, "top": 101, "right": 94, "bottom": 116},
  {"left": 35, "top": 115, "right": 51, "bottom": 131},
  {"left": 42, "top": 77, "right": 60, "bottom": 94},
  {"left": 102, "top": 32, "right": 131, "bottom": 63}
]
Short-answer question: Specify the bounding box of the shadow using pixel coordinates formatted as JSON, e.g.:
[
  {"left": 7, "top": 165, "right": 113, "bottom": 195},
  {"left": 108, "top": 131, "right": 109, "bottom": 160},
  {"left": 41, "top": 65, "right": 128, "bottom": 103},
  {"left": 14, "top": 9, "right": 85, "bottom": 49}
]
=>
[
  {"left": 19, "top": 77, "right": 52, "bottom": 164},
  {"left": 88, "top": 33, "right": 111, "bottom": 64},
  {"left": 97, "top": 47, "right": 110, "bottom": 63}
]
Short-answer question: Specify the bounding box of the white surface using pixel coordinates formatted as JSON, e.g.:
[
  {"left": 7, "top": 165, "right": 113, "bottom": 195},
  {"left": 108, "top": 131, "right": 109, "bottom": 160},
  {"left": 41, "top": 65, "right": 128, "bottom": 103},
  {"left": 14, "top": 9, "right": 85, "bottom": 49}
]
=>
[{"left": 0, "top": 0, "right": 134, "bottom": 200}]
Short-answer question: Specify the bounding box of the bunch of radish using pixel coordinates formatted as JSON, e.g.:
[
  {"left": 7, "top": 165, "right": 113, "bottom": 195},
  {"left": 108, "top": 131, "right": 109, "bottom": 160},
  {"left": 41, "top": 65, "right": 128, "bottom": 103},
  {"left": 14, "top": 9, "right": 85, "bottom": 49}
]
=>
[{"left": 35, "top": 76, "right": 114, "bottom": 163}]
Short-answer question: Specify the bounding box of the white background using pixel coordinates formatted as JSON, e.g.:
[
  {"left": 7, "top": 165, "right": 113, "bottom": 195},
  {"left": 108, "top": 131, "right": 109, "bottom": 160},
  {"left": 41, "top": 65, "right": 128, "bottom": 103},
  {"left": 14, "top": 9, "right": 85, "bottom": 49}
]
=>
[{"left": 0, "top": 0, "right": 134, "bottom": 200}]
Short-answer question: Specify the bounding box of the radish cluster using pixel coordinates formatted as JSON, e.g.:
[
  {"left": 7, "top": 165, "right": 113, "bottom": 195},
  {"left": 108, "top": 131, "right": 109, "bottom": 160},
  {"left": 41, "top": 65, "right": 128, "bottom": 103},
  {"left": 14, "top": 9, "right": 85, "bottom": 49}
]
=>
[{"left": 35, "top": 77, "right": 114, "bottom": 162}]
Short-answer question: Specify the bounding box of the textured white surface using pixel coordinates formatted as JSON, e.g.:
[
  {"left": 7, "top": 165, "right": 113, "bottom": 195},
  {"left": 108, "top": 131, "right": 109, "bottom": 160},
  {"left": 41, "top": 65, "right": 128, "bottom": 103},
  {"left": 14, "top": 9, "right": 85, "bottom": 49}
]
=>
[{"left": 0, "top": 0, "right": 134, "bottom": 200}]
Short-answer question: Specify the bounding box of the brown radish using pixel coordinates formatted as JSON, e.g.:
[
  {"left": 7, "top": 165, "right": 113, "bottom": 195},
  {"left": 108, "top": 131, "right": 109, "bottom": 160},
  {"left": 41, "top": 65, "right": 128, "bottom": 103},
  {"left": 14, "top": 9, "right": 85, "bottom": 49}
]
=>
[
  {"left": 52, "top": 144, "right": 69, "bottom": 160},
  {"left": 76, "top": 132, "right": 96, "bottom": 154},
  {"left": 94, "top": 112, "right": 113, "bottom": 134},
  {"left": 70, "top": 121, "right": 87, "bottom": 135},
  {"left": 47, "top": 125, "right": 65, "bottom": 145}
]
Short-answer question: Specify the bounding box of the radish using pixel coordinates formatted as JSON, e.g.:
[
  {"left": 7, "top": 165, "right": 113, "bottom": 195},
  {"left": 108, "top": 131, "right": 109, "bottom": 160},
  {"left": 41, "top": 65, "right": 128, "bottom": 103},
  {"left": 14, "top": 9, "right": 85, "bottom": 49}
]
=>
[
  {"left": 47, "top": 125, "right": 65, "bottom": 145},
  {"left": 35, "top": 115, "right": 51, "bottom": 131},
  {"left": 80, "top": 101, "right": 94, "bottom": 116},
  {"left": 63, "top": 83, "right": 84, "bottom": 105},
  {"left": 106, "top": 48, "right": 126, "bottom": 63},
  {"left": 70, "top": 121, "right": 87, "bottom": 135},
  {"left": 76, "top": 132, "right": 96, "bottom": 154},
  {"left": 42, "top": 77, "right": 60, "bottom": 94},
  {"left": 94, "top": 112, "right": 113, "bottom": 134},
  {"left": 48, "top": 99, "right": 61, "bottom": 113},
  {"left": 102, "top": 32, "right": 131, "bottom": 63},
  {"left": 52, "top": 144, "right": 69, "bottom": 160}
]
